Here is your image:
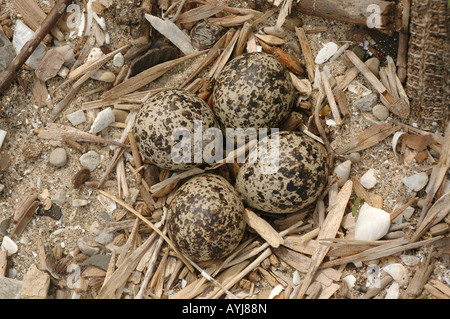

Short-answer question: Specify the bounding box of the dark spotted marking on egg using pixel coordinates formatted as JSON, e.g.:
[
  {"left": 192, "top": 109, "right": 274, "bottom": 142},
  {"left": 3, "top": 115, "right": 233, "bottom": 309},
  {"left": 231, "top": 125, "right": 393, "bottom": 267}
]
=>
[
  {"left": 235, "top": 131, "right": 328, "bottom": 214},
  {"left": 212, "top": 52, "right": 295, "bottom": 130},
  {"left": 167, "top": 174, "right": 246, "bottom": 262},
  {"left": 134, "top": 89, "right": 219, "bottom": 171}
]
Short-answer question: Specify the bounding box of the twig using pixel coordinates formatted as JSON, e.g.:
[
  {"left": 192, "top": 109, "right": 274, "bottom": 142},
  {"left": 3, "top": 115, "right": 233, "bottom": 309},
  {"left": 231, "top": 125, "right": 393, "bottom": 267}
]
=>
[
  {"left": 296, "top": 180, "right": 353, "bottom": 298},
  {"left": 0, "top": 0, "right": 72, "bottom": 96}
]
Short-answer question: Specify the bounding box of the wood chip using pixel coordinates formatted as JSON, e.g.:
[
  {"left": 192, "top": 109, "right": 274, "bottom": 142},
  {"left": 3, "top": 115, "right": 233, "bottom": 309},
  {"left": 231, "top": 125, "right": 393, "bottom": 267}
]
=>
[
  {"left": 296, "top": 179, "right": 352, "bottom": 298},
  {"left": 244, "top": 208, "right": 284, "bottom": 248},
  {"left": 104, "top": 50, "right": 206, "bottom": 101}
]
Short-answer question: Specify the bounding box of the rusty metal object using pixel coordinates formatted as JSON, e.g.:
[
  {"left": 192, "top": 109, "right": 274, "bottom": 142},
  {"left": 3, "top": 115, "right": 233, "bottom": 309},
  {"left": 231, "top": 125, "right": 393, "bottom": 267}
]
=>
[{"left": 406, "top": 0, "right": 449, "bottom": 131}]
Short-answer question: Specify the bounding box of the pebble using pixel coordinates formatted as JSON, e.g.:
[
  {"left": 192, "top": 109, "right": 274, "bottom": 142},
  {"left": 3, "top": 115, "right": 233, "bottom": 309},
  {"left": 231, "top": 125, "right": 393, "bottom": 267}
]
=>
[
  {"left": 49, "top": 148, "right": 68, "bottom": 167},
  {"left": 0, "top": 29, "right": 16, "bottom": 73},
  {"left": 91, "top": 69, "right": 116, "bottom": 83},
  {"left": 360, "top": 169, "right": 377, "bottom": 189},
  {"left": 354, "top": 93, "right": 378, "bottom": 112},
  {"left": 79, "top": 150, "right": 100, "bottom": 171},
  {"left": 349, "top": 152, "right": 361, "bottom": 163},
  {"left": 0, "top": 276, "right": 22, "bottom": 299},
  {"left": 1, "top": 236, "right": 18, "bottom": 256},
  {"left": 72, "top": 199, "right": 88, "bottom": 207},
  {"left": 86, "top": 47, "right": 103, "bottom": 63},
  {"left": 366, "top": 57, "right": 380, "bottom": 77},
  {"left": 89, "top": 107, "right": 115, "bottom": 134},
  {"left": 67, "top": 110, "right": 86, "bottom": 126},
  {"left": 0, "top": 184, "right": 4, "bottom": 193},
  {"left": 0, "top": 218, "right": 10, "bottom": 236},
  {"left": 369, "top": 194, "right": 383, "bottom": 209},
  {"left": 52, "top": 189, "right": 67, "bottom": 206},
  {"left": 372, "top": 104, "right": 389, "bottom": 121},
  {"left": 113, "top": 52, "right": 124, "bottom": 67},
  {"left": 54, "top": 44, "right": 75, "bottom": 63},
  {"left": 402, "top": 172, "right": 429, "bottom": 192}
]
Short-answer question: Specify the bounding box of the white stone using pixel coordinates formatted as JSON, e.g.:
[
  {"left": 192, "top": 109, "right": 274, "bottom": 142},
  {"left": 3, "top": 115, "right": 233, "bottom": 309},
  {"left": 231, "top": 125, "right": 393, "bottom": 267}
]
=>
[
  {"left": 342, "top": 275, "right": 356, "bottom": 290},
  {"left": 52, "top": 189, "right": 67, "bottom": 206},
  {"left": 113, "top": 52, "right": 124, "bottom": 67},
  {"left": 90, "top": 69, "right": 115, "bottom": 82},
  {"left": 402, "top": 172, "right": 428, "bottom": 192},
  {"left": 57, "top": 66, "right": 69, "bottom": 78},
  {"left": 400, "top": 255, "right": 420, "bottom": 267},
  {"left": 86, "top": 47, "right": 104, "bottom": 63},
  {"left": 67, "top": 110, "right": 86, "bottom": 126},
  {"left": 89, "top": 107, "right": 115, "bottom": 134},
  {"left": 72, "top": 199, "right": 88, "bottom": 207},
  {"left": 1, "top": 236, "right": 18, "bottom": 256},
  {"left": 79, "top": 150, "right": 100, "bottom": 171},
  {"left": 354, "top": 203, "right": 390, "bottom": 241},
  {"left": 360, "top": 169, "right": 377, "bottom": 189}
]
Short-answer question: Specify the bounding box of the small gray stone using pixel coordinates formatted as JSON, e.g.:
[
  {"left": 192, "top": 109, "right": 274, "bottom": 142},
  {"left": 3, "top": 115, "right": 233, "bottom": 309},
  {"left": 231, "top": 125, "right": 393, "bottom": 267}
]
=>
[
  {"left": 79, "top": 150, "right": 100, "bottom": 171},
  {"left": 0, "top": 218, "right": 11, "bottom": 236},
  {"left": 95, "top": 231, "right": 114, "bottom": 245},
  {"left": 66, "top": 110, "right": 86, "bottom": 126},
  {"left": 373, "top": 104, "right": 390, "bottom": 121},
  {"left": 72, "top": 199, "right": 88, "bottom": 207},
  {"left": 349, "top": 152, "right": 361, "bottom": 163},
  {"left": 52, "top": 189, "right": 66, "bottom": 206},
  {"left": 0, "top": 30, "right": 16, "bottom": 73},
  {"left": 49, "top": 148, "right": 68, "bottom": 167},
  {"left": 354, "top": 93, "right": 378, "bottom": 112},
  {"left": 366, "top": 57, "right": 380, "bottom": 77},
  {"left": 0, "top": 275, "right": 22, "bottom": 299}
]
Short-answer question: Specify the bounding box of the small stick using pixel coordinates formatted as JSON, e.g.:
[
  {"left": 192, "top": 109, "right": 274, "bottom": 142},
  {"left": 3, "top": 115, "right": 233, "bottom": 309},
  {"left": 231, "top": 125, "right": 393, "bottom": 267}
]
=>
[
  {"left": 321, "top": 71, "right": 342, "bottom": 125},
  {"left": 345, "top": 50, "right": 395, "bottom": 103},
  {"left": 295, "top": 27, "right": 315, "bottom": 82},
  {"left": 390, "top": 197, "right": 418, "bottom": 221},
  {"left": 0, "top": 0, "right": 71, "bottom": 96}
]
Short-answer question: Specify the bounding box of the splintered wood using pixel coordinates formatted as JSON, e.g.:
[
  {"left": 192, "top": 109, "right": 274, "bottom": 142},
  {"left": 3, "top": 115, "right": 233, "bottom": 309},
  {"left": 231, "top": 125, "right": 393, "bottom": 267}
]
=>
[{"left": 2, "top": 0, "right": 449, "bottom": 302}]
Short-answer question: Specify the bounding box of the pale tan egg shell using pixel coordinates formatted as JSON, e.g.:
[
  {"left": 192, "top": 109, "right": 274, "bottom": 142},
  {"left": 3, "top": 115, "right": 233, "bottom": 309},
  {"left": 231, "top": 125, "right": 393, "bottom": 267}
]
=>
[
  {"left": 212, "top": 52, "right": 295, "bottom": 130},
  {"left": 235, "top": 131, "right": 328, "bottom": 214},
  {"left": 134, "top": 89, "right": 219, "bottom": 171},
  {"left": 167, "top": 174, "right": 246, "bottom": 262}
]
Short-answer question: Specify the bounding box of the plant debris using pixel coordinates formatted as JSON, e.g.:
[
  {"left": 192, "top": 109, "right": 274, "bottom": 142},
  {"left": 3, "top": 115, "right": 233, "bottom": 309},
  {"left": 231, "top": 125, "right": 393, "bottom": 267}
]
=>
[{"left": 0, "top": 0, "right": 448, "bottom": 301}]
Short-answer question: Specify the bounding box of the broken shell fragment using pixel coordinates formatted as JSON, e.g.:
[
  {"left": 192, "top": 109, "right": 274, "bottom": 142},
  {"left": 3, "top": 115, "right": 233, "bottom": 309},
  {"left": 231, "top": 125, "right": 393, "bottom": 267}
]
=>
[
  {"left": 90, "top": 107, "right": 115, "bottom": 134},
  {"left": 354, "top": 203, "right": 390, "bottom": 241},
  {"left": 315, "top": 42, "right": 338, "bottom": 64},
  {"left": 402, "top": 172, "right": 428, "bottom": 192},
  {"left": 334, "top": 160, "right": 351, "bottom": 187},
  {"left": 382, "top": 263, "right": 408, "bottom": 285}
]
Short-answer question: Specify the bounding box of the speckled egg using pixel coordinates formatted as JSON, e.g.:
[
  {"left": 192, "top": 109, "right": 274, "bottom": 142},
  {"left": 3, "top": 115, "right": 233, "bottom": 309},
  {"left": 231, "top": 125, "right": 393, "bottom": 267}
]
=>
[
  {"left": 213, "top": 52, "right": 295, "bottom": 130},
  {"left": 134, "top": 89, "right": 219, "bottom": 171},
  {"left": 235, "top": 131, "right": 328, "bottom": 214},
  {"left": 167, "top": 174, "right": 246, "bottom": 262}
]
